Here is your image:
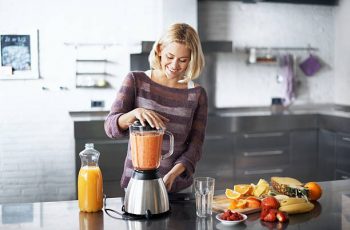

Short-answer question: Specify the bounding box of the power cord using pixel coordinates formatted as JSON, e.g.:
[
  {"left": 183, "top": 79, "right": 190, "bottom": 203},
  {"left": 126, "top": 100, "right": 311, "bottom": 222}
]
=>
[{"left": 103, "top": 194, "right": 144, "bottom": 220}]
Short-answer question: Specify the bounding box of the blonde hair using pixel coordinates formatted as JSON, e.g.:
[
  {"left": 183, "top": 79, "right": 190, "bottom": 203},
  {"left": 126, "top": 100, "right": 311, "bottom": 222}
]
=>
[{"left": 148, "top": 23, "right": 205, "bottom": 82}]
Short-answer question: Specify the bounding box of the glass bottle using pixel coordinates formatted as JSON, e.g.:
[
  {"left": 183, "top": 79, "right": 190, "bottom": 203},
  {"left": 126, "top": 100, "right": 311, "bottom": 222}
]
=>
[{"left": 78, "top": 143, "right": 103, "bottom": 212}]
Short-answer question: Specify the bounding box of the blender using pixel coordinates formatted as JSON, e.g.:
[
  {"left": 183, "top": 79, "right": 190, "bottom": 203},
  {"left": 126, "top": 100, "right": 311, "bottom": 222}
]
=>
[{"left": 122, "top": 120, "right": 174, "bottom": 218}]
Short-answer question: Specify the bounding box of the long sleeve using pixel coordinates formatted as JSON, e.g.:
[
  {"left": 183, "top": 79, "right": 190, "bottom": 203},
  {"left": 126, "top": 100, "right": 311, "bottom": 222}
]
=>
[
  {"left": 104, "top": 72, "right": 135, "bottom": 139},
  {"left": 174, "top": 87, "right": 208, "bottom": 178}
]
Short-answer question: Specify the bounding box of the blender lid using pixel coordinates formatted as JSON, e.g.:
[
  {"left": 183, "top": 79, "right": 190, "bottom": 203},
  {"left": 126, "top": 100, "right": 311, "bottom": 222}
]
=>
[{"left": 130, "top": 120, "right": 158, "bottom": 131}]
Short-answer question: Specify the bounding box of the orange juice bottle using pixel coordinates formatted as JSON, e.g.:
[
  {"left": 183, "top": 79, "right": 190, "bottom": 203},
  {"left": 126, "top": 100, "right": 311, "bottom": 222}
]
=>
[{"left": 78, "top": 143, "right": 103, "bottom": 212}]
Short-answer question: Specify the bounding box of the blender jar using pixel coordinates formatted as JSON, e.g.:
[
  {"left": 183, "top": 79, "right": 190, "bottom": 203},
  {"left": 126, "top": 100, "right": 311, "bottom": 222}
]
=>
[{"left": 129, "top": 120, "right": 174, "bottom": 171}]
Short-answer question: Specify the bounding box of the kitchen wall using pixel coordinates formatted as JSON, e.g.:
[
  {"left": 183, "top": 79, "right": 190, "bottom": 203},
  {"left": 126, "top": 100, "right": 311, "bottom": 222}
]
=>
[
  {"left": 199, "top": 1, "right": 336, "bottom": 107},
  {"left": 0, "top": 0, "right": 347, "bottom": 203},
  {"left": 334, "top": 0, "right": 350, "bottom": 105},
  {"left": 0, "top": 0, "right": 197, "bottom": 203},
  {"left": 0, "top": 0, "right": 164, "bottom": 203}
]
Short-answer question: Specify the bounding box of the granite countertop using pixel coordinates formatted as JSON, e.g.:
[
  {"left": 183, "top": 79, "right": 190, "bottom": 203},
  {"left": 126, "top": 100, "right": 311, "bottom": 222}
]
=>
[{"left": 1, "top": 179, "right": 349, "bottom": 229}]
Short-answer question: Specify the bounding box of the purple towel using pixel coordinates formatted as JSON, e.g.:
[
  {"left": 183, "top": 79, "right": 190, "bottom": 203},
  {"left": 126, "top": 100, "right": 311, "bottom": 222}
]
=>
[
  {"left": 299, "top": 54, "right": 321, "bottom": 76},
  {"left": 282, "top": 54, "right": 295, "bottom": 106}
]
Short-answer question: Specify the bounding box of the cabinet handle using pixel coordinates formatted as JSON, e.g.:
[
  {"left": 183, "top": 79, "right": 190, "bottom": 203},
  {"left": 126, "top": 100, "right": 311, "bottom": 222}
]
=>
[
  {"left": 243, "top": 150, "right": 284, "bottom": 157},
  {"left": 205, "top": 135, "right": 225, "bottom": 140},
  {"left": 244, "top": 168, "right": 283, "bottom": 175},
  {"left": 342, "top": 137, "right": 350, "bottom": 142},
  {"left": 243, "top": 132, "right": 284, "bottom": 138}
]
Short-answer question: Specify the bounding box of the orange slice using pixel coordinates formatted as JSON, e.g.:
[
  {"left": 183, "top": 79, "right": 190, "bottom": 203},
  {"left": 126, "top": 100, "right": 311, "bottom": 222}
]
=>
[
  {"left": 234, "top": 184, "right": 253, "bottom": 195},
  {"left": 225, "top": 189, "right": 242, "bottom": 200},
  {"left": 236, "top": 199, "right": 247, "bottom": 209},
  {"left": 228, "top": 200, "right": 238, "bottom": 210}
]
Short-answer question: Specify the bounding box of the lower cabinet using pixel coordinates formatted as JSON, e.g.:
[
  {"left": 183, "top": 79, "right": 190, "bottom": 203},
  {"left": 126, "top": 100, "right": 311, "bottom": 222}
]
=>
[
  {"left": 318, "top": 130, "right": 350, "bottom": 181},
  {"left": 318, "top": 129, "right": 336, "bottom": 181},
  {"left": 290, "top": 130, "right": 318, "bottom": 182},
  {"left": 74, "top": 121, "right": 128, "bottom": 199},
  {"left": 195, "top": 134, "right": 234, "bottom": 190},
  {"left": 234, "top": 131, "right": 290, "bottom": 184},
  {"left": 335, "top": 132, "right": 350, "bottom": 179}
]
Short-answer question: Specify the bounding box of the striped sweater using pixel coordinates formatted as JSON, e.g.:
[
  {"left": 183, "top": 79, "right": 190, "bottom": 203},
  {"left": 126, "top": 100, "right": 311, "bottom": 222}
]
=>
[{"left": 104, "top": 71, "right": 208, "bottom": 192}]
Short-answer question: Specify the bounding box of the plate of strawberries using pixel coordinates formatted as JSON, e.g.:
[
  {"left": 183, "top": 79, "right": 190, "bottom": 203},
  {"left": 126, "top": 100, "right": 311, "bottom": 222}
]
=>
[{"left": 216, "top": 210, "right": 247, "bottom": 225}]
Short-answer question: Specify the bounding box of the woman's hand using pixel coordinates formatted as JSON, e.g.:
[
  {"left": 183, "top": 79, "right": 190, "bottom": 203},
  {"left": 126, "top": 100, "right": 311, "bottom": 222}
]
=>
[
  {"left": 117, "top": 108, "right": 169, "bottom": 130},
  {"left": 163, "top": 163, "right": 186, "bottom": 192},
  {"left": 132, "top": 108, "right": 169, "bottom": 129},
  {"left": 163, "top": 172, "right": 176, "bottom": 192}
]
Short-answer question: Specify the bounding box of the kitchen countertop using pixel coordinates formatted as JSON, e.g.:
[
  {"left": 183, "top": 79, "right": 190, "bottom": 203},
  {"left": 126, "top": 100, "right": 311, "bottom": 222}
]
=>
[
  {"left": 1, "top": 179, "right": 349, "bottom": 229},
  {"left": 69, "top": 104, "right": 350, "bottom": 121}
]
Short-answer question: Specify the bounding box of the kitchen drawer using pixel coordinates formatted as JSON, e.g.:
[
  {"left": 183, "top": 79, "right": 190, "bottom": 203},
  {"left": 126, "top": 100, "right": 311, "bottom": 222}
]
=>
[
  {"left": 335, "top": 133, "right": 350, "bottom": 173},
  {"left": 235, "top": 147, "right": 289, "bottom": 169},
  {"left": 335, "top": 169, "right": 350, "bottom": 180},
  {"left": 196, "top": 135, "right": 234, "bottom": 172},
  {"left": 235, "top": 165, "right": 289, "bottom": 184},
  {"left": 235, "top": 131, "right": 289, "bottom": 150},
  {"left": 74, "top": 121, "right": 108, "bottom": 139}
]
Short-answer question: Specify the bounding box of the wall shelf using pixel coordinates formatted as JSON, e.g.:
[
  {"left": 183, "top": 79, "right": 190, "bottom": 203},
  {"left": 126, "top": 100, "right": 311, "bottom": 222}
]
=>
[{"left": 70, "top": 45, "right": 117, "bottom": 88}]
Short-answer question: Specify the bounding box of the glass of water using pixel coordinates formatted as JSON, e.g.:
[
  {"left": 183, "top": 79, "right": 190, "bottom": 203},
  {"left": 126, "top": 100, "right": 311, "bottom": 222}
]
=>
[{"left": 194, "top": 177, "right": 215, "bottom": 218}]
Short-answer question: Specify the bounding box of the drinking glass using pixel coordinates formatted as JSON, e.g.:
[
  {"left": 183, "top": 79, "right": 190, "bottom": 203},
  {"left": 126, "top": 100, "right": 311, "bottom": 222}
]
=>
[{"left": 194, "top": 177, "right": 215, "bottom": 218}]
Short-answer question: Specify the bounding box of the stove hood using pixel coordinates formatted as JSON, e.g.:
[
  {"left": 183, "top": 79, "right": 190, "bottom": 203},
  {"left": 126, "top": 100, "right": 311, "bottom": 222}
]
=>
[{"left": 135, "top": 40, "right": 233, "bottom": 54}]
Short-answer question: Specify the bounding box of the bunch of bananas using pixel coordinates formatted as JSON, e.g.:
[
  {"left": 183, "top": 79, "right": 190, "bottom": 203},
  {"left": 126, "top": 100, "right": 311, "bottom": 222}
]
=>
[{"left": 278, "top": 197, "right": 314, "bottom": 214}]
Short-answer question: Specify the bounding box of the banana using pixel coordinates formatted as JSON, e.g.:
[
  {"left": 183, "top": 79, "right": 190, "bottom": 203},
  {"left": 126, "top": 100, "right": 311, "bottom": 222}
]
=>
[
  {"left": 274, "top": 195, "right": 290, "bottom": 202},
  {"left": 279, "top": 202, "right": 315, "bottom": 214},
  {"left": 280, "top": 197, "right": 307, "bottom": 207}
]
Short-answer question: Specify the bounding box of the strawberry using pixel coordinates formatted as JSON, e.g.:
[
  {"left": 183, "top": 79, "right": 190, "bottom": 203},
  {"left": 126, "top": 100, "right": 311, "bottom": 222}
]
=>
[
  {"left": 263, "top": 209, "right": 277, "bottom": 222},
  {"left": 260, "top": 207, "right": 270, "bottom": 220},
  {"left": 276, "top": 211, "right": 289, "bottom": 223}
]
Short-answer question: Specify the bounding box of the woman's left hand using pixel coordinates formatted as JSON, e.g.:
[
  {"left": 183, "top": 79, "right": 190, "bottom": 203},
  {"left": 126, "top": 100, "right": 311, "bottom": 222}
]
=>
[
  {"left": 163, "top": 163, "right": 186, "bottom": 191},
  {"left": 163, "top": 172, "right": 176, "bottom": 192}
]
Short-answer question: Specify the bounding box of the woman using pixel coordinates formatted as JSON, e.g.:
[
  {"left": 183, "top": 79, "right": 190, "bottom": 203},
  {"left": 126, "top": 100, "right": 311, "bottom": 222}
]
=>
[{"left": 104, "top": 23, "right": 208, "bottom": 193}]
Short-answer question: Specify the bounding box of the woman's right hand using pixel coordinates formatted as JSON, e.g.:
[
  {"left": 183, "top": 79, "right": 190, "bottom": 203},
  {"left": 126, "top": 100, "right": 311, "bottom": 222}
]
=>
[{"left": 118, "top": 108, "right": 169, "bottom": 130}]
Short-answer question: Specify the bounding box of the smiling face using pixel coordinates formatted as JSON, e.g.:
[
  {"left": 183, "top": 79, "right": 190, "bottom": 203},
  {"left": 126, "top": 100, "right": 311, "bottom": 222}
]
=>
[{"left": 159, "top": 42, "right": 191, "bottom": 81}]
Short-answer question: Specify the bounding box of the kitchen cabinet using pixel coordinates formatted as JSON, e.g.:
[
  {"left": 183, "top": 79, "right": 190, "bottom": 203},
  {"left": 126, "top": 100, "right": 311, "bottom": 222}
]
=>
[
  {"left": 234, "top": 131, "right": 290, "bottom": 184},
  {"left": 74, "top": 121, "right": 127, "bottom": 198},
  {"left": 195, "top": 134, "right": 234, "bottom": 190},
  {"left": 318, "top": 129, "right": 336, "bottom": 181},
  {"left": 335, "top": 132, "right": 350, "bottom": 180},
  {"left": 290, "top": 130, "right": 318, "bottom": 182},
  {"left": 317, "top": 130, "right": 350, "bottom": 181}
]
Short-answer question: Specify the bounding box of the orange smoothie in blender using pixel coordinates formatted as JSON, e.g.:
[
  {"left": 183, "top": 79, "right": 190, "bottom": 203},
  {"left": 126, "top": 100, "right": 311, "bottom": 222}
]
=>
[
  {"left": 130, "top": 132, "right": 163, "bottom": 170},
  {"left": 78, "top": 166, "right": 103, "bottom": 212}
]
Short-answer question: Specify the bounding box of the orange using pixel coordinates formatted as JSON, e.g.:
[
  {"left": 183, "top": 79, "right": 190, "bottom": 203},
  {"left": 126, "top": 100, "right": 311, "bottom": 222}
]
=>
[
  {"left": 236, "top": 200, "right": 247, "bottom": 209},
  {"left": 234, "top": 184, "right": 253, "bottom": 195},
  {"left": 304, "top": 182, "right": 322, "bottom": 201},
  {"left": 245, "top": 196, "right": 261, "bottom": 208},
  {"left": 225, "top": 189, "right": 242, "bottom": 200},
  {"left": 228, "top": 200, "right": 238, "bottom": 210}
]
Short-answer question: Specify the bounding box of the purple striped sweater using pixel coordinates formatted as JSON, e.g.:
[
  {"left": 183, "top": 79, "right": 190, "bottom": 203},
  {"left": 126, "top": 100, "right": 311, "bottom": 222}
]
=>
[{"left": 104, "top": 71, "right": 208, "bottom": 192}]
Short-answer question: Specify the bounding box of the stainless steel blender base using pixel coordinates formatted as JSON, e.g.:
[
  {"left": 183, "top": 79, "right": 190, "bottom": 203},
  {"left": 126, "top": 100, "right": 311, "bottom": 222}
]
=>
[{"left": 124, "top": 176, "right": 170, "bottom": 216}]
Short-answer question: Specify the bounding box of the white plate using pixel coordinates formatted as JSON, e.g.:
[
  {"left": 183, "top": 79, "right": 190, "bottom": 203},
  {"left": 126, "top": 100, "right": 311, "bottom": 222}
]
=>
[{"left": 215, "top": 213, "right": 247, "bottom": 226}]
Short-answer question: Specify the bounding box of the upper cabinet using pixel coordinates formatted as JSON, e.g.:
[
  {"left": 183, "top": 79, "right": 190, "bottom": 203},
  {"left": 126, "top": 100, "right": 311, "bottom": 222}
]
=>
[{"left": 198, "top": 0, "right": 338, "bottom": 6}]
